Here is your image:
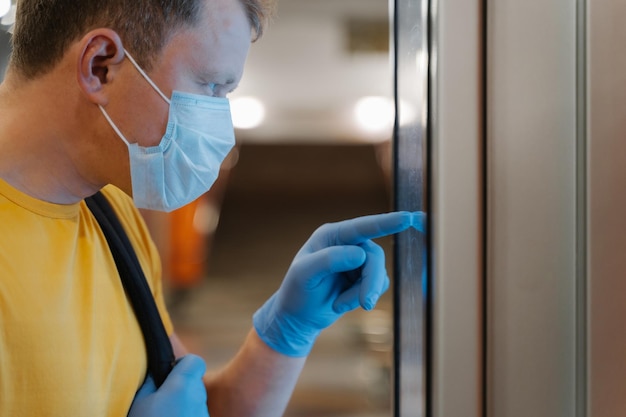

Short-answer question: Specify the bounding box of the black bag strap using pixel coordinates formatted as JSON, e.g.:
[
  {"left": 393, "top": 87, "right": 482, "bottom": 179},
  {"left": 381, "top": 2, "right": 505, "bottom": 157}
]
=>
[{"left": 85, "top": 191, "right": 175, "bottom": 388}]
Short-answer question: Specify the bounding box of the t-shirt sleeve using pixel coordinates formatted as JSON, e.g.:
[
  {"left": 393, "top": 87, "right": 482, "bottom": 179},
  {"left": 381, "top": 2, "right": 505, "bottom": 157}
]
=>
[{"left": 100, "top": 185, "right": 174, "bottom": 336}]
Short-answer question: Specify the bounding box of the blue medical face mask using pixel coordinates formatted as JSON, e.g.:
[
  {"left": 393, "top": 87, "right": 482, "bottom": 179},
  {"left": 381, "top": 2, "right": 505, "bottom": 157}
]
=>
[{"left": 98, "top": 50, "right": 236, "bottom": 212}]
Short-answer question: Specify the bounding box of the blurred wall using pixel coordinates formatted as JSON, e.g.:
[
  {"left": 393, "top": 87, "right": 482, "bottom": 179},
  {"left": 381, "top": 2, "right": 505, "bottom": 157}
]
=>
[{"left": 0, "top": 30, "right": 10, "bottom": 79}]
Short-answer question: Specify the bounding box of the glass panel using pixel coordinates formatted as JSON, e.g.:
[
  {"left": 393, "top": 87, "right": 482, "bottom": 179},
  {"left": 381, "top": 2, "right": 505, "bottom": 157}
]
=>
[{"left": 392, "top": 0, "right": 429, "bottom": 416}]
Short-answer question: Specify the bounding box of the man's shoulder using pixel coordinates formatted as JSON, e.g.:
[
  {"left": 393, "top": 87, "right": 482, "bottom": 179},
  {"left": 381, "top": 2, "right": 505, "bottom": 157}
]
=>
[
  {"left": 99, "top": 184, "right": 135, "bottom": 209},
  {"left": 97, "top": 184, "right": 162, "bottom": 280},
  {"left": 97, "top": 185, "right": 151, "bottom": 247},
  {"left": 98, "top": 185, "right": 141, "bottom": 222}
]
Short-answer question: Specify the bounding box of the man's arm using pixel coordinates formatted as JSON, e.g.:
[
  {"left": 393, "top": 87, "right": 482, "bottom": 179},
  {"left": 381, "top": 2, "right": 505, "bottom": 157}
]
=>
[{"left": 167, "top": 211, "right": 424, "bottom": 417}]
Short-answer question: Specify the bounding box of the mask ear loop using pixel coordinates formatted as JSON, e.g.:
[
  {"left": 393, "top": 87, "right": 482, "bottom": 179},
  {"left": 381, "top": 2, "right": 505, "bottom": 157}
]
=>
[
  {"left": 98, "top": 105, "right": 132, "bottom": 146},
  {"left": 123, "top": 49, "right": 172, "bottom": 105}
]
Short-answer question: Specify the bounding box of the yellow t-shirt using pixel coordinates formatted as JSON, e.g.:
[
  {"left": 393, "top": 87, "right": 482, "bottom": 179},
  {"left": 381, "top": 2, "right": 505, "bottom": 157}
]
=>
[{"left": 0, "top": 180, "right": 174, "bottom": 417}]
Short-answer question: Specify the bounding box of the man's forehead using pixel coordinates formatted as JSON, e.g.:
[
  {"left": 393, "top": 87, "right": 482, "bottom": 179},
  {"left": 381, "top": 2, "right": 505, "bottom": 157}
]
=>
[{"left": 154, "top": 0, "right": 250, "bottom": 84}]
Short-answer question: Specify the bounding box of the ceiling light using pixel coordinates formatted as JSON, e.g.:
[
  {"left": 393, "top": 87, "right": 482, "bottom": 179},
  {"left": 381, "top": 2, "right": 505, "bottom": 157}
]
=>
[
  {"left": 354, "top": 96, "right": 394, "bottom": 133},
  {"left": 0, "top": 0, "right": 10, "bottom": 19},
  {"left": 0, "top": 2, "right": 16, "bottom": 29},
  {"left": 231, "top": 97, "right": 266, "bottom": 130}
]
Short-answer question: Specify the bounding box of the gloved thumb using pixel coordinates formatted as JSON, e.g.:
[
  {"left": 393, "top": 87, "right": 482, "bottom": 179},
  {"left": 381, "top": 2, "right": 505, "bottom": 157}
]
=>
[
  {"left": 162, "top": 354, "right": 207, "bottom": 389},
  {"left": 133, "top": 375, "right": 157, "bottom": 401}
]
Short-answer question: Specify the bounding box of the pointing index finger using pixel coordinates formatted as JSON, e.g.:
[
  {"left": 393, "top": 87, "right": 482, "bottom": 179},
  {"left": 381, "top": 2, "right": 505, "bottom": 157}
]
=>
[{"left": 333, "top": 211, "right": 413, "bottom": 245}]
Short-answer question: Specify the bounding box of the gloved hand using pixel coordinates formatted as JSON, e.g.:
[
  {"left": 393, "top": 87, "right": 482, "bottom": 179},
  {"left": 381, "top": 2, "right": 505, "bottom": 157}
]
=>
[
  {"left": 253, "top": 211, "right": 425, "bottom": 357},
  {"left": 128, "top": 354, "right": 209, "bottom": 417}
]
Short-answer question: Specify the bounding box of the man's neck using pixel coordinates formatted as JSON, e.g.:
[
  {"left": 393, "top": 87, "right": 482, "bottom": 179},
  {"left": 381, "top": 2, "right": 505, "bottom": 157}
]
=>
[{"left": 0, "top": 73, "right": 104, "bottom": 204}]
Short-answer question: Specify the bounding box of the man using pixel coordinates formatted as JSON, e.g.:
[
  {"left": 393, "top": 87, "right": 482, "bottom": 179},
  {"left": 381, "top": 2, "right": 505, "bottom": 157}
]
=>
[{"left": 0, "top": 0, "right": 421, "bottom": 416}]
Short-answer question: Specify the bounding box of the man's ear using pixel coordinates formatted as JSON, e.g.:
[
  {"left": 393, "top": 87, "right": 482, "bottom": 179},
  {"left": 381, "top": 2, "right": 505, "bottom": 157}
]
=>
[{"left": 76, "top": 29, "right": 125, "bottom": 105}]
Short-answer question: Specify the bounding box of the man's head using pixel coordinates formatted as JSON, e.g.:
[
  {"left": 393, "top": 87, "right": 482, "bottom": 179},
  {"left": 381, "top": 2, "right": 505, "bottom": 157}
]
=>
[
  {"left": 10, "top": 0, "right": 275, "bottom": 79},
  {"left": 0, "top": 0, "right": 275, "bottom": 204}
]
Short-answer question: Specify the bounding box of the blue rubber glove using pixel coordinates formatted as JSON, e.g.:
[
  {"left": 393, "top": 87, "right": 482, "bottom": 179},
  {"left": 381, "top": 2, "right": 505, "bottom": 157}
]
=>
[
  {"left": 128, "top": 354, "right": 209, "bottom": 417},
  {"left": 253, "top": 211, "right": 425, "bottom": 357}
]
